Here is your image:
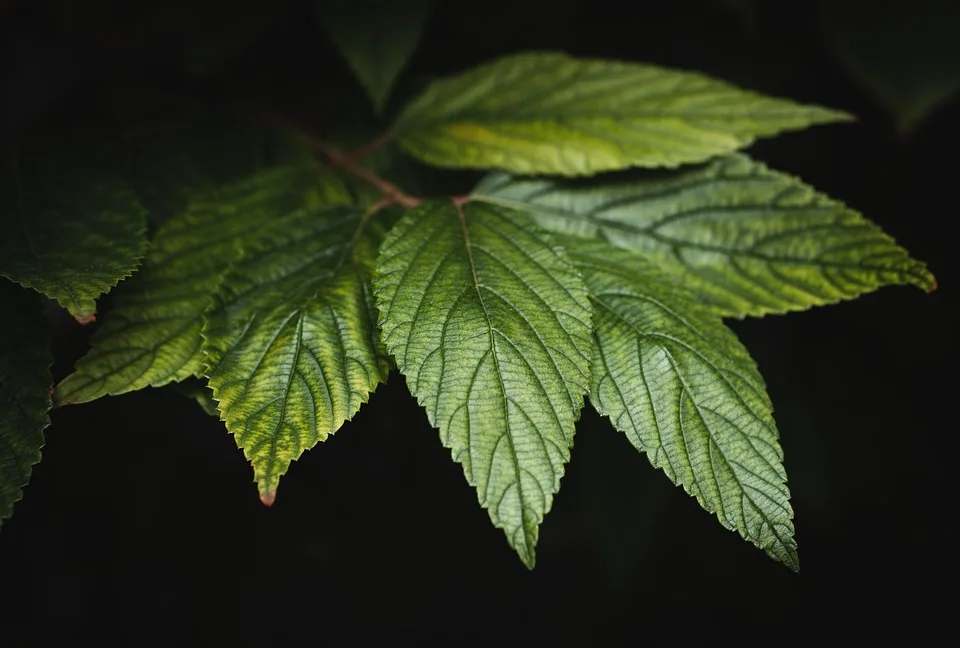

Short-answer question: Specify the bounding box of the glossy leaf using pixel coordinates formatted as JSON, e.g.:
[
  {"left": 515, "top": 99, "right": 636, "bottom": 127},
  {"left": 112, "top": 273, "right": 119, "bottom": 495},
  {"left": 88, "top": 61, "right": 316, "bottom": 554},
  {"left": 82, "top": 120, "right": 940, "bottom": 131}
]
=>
[
  {"left": 0, "top": 282, "right": 52, "bottom": 528},
  {"left": 395, "top": 51, "right": 850, "bottom": 175},
  {"left": 203, "top": 205, "right": 389, "bottom": 503},
  {"left": 0, "top": 148, "right": 148, "bottom": 321},
  {"left": 565, "top": 239, "right": 797, "bottom": 569},
  {"left": 474, "top": 154, "right": 934, "bottom": 317},
  {"left": 56, "top": 166, "right": 351, "bottom": 405},
  {"left": 316, "top": 0, "right": 432, "bottom": 113},
  {"left": 374, "top": 200, "right": 592, "bottom": 567}
]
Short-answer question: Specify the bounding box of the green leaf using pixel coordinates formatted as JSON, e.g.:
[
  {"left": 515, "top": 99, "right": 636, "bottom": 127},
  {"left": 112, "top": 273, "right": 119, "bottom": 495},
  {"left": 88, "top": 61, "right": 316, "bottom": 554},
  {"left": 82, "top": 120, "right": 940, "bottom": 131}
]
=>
[
  {"left": 394, "top": 51, "right": 850, "bottom": 176},
  {"left": 316, "top": 0, "right": 432, "bottom": 114},
  {"left": 821, "top": 0, "right": 960, "bottom": 135},
  {"left": 203, "top": 205, "right": 390, "bottom": 503},
  {"left": 123, "top": 110, "right": 317, "bottom": 229},
  {"left": 0, "top": 147, "right": 149, "bottom": 321},
  {"left": 474, "top": 154, "right": 935, "bottom": 317},
  {"left": 170, "top": 378, "right": 220, "bottom": 417},
  {"left": 0, "top": 282, "right": 52, "bottom": 528},
  {"left": 55, "top": 165, "right": 352, "bottom": 405},
  {"left": 563, "top": 239, "right": 797, "bottom": 569},
  {"left": 374, "top": 200, "right": 592, "bottom": 567}
]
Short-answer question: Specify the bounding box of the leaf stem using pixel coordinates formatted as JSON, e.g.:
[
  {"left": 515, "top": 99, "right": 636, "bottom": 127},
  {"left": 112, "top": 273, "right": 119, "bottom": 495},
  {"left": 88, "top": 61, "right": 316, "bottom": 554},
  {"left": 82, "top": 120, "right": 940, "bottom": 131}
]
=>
[
  {"left": 241, "top": 104, "right": 420, "bottom": 209},
  {"left": 313, "top": 138, "right": 421, "bottom": 209}
]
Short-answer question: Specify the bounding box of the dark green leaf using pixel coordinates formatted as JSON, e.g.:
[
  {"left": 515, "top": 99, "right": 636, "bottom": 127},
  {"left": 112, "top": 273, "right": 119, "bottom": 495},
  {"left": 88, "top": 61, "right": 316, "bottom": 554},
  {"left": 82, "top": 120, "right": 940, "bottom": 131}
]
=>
[
  {"left": 316, "top": 0, "right": 432, "bottom": 114},
  {"left": 0, "top": 282, "right": 52, "bottom": 528},
  {"left": 1, "top": 147, "right": 148, "bottom": 321}
]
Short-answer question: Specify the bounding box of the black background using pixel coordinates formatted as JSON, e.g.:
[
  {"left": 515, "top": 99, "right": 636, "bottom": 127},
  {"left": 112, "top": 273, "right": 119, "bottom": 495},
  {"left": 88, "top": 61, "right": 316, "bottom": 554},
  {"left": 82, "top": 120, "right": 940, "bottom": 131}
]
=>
[{"left": 1, "top": 0, "right": 956, "bottom": 642}]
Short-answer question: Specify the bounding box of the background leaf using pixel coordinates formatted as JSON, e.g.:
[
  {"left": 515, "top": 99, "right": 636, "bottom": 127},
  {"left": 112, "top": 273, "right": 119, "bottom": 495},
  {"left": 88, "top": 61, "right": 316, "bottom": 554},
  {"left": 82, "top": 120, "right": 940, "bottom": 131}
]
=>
[
  {"left": 820, "top": 0, "right": 960, "bottom": 136},
  {"left": 316, "top": 0, "right": 433, "bottom": 114},
  {"left": 55, "top": 166, "right": 351, "bottom": 405},
  {"left": 0, "top": 281, "right": 52, "bottom": 528},
  {"left": 0, "top": 144, "right": 148, "bottom": 321},
  {"left": 374, "top": 200, "right": 592, "bottom": 567},
  {"left": 203, "top": 205, "right": 390, "bottom": 504},
  {"left": 564, "top": 239, "right": 797, "bottom": 569},
  {"left": 394, "top": 51, "right": 849, "bottom": 175},
  {"left": 474, "top": 154, "right": 934, "bottom": 317}
]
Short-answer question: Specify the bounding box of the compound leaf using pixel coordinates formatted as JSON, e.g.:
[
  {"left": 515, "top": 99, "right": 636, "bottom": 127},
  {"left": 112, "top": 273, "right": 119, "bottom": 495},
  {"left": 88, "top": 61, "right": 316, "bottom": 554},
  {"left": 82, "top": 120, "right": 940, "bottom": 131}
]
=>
[
  {"left": 203, "top": 205, "right": 389, "bottom": 504},
  {"left": 474, "top": 154, "right": 934, "bottom": 317},
  {"left": 0, "top": 281, "right": 52, "bottom": 528},
  {"left": 395, "top": 51, "right": 849, "bottom": 176},
  {"left": 374, "top": 200, "right": 592, "bottom": 567},
  {"left": 55, "top": 166, "right": 352, "bottom": 405},
  {"left": 564, "top": 238, "right": 797, "bottom": 569},
  {"left": 1, "top": 147, "right": 148, "bottom": 322},
  {"left": 316, "top": 0, "right": 432, "bottom": 114}
]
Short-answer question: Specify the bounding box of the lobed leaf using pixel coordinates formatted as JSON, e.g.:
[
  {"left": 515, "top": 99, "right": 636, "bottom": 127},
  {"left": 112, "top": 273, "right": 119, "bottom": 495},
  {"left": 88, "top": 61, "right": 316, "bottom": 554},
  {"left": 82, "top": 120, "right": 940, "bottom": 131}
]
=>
[
  {"left": 203, "top": 205, "right": 390, "bottom": 503},
  {"left": 563, "top": 239, "right": 797, "bottom": 569},
  {"left": 395, "top": 51, "right": 849, "bottom": 176},
  {"left": 0, "top": 148, "right": 148, "bottom": 321},
  {"left": 0, "top": 282, "right": 52, "bottom": 528},
  {"left": 316, "top": 0, "right": 432, "bottom": 114},
  {"left": 374, "top": 200, "right": 592, "bottom": 567},
  {"left": 55, "top": 166, "right": 351, "bottom": 405},
  {"left": 474, "top": 154, "right": 935, "bottom": 317}
]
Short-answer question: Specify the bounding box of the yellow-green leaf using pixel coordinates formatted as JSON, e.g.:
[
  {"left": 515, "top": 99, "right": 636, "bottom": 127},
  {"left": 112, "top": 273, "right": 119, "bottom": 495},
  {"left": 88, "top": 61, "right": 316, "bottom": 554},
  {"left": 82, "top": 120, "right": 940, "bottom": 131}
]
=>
[
  {"left": 395, "top": 51, "right": 849, "bottom": 176},
  {"left": 0, "top": 282, "right": 52, "bottom": 528},
  {"left": 203, "top": 205, "right": 389, "bottom": 503}
]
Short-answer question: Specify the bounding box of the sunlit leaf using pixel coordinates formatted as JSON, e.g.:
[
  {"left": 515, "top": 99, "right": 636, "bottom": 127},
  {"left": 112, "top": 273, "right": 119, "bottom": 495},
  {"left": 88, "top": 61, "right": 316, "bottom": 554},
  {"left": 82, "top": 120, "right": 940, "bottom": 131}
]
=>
[
  {"left": 203, "top": 205, "right": 389, "bottom": 503},
  {"left": 395, "top": 51, "right": 849, "bottom": 175},
  {"left": 374, "top": 200, "right": 592, "bottom": 567},
  {"left": 474, "top": 154, "right": 934, "bottom": 317},
  {"left": 564, "top": 239, "right": 797, "bottom": 569}
]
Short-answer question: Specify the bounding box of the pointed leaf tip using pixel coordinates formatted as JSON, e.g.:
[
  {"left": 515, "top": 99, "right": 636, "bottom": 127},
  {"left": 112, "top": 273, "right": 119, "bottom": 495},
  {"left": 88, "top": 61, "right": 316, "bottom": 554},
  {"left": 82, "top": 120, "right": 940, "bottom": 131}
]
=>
[
  {"left": 259, "top": 489, "right": 277, "bottom": 507},
  {"left": 74, "top": 312, "right": 97, "bottom": 325},
  {"left": 373, "top": 201, "right": 592, "bottom": 567}
]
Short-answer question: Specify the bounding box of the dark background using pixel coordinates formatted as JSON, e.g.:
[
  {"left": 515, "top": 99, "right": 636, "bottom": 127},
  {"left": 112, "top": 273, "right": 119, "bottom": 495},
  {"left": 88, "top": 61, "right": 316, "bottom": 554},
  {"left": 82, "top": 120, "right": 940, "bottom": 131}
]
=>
[{"left": 1, "top": 0, "right": 956, "bottom": 642}]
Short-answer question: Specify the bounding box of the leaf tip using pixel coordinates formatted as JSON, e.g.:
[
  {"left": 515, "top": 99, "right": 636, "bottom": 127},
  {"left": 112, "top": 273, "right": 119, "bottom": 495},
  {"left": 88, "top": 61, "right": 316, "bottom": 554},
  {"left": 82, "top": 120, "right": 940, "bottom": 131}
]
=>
[
  {"left": 74, "top": 311, "right": 97, "bottom": 325},
  {"left": 259, "top": 488, "right": 277, "bottom": 507}
]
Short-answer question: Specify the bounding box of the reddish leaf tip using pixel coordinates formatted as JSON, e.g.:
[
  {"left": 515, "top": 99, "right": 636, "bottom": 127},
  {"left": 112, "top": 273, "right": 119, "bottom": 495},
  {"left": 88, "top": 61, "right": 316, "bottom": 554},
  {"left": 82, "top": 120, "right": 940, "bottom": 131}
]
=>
[
  {"left": 260, "top": 489, "right": 277, "bottom": 507},
  {"left": 74, "top": 312, "right": 97, "bottom": 325}
]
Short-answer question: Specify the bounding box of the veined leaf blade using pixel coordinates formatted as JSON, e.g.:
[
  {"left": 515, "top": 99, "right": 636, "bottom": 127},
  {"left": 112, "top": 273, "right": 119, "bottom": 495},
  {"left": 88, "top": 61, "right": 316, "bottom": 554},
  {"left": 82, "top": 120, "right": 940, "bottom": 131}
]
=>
[
  {"left": 55, "top": 166, "right": 351, "bottom": 405},
  {"left": 373, "top": 201, "right": 592, "bottom": 567},
  {"left": 395, "top": 52, "right": 849, "bottom": 175},
  {"left": 202, "top": 205, "right": 390, "bottom": 503},
  {"left": 565, "top": 239, "right": 797, "bottom": 569},
  {"left": 474, "top": 153, "right": 934, "bottom": 317}
]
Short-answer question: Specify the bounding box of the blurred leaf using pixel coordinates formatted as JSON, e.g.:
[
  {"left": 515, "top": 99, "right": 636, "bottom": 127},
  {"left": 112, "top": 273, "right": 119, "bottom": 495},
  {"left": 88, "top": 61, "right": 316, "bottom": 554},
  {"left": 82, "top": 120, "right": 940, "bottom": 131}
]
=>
[
  {"left": 0, "top": 143, "right": 148, "bottom": 321},
  {"left": 395, "top": 52, "right": 850, "bottom": 176},
  {"left": 315, "top": 0, "right": 433, "bottom": 114},
  {"left": 0, "top": 281, "right": 52, "bottom": 529},
  {"left": 821, "top": 0, "right": 960, "bottom": 135}
]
